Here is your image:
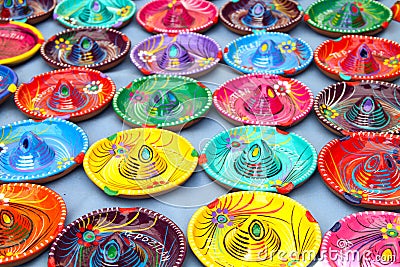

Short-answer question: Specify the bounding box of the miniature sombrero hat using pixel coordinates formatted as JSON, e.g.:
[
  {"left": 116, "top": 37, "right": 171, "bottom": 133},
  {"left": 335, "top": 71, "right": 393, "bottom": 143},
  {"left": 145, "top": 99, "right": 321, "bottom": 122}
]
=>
[
  {"left": 83, "top": 127, "right": 198, "bottom": 198},
  {"left": 199, "top": 125, "right": 317, "bottom": 193},
  {"left": 112, "top": 74, "right": 212, "bottom": 131},
  {"left": 131, "top": 32, "right": 221, "bottom": 78},
  {"left": 213, "top": 73, "right": 313, "bottom": 127},
  {"left": 314, "top": 80, "right": 400, "bottom": 135},
  {"left": 220, "top": 0, "right": 304, "bottom": 35},
  {"left": 0, "top": 118, "right": 88, "bottom": 183},
  {"left": 319, "top": 131, "right": 400, "bottom": 209},
  {"left": 305, "top": 0, "right": 392, "bottom": 37}
]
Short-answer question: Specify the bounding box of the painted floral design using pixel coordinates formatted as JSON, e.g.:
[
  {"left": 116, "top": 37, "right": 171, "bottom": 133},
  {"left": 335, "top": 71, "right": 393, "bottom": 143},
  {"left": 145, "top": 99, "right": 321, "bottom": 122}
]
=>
[
  {"left": 199, "top": 57, "right": 215, "bottom": 67},
  {"left": 63, "top": 16, "right": 77, "bottom": 26},
  {"left": 0, "top": 143, "right": 8, "bottom": 155},
  {"left": 273, "top": 80, "right": 291, "bottom": 96},
  {"left": 212, "top": 208, "right": 234, "bottom": 228},
  {"left": 33, "top": 107, "right": 47, "bottom": 115},
  {"left": 76, "top": 224, "right": 101, "bottom": 247},
  {"left": 116, "top": 5, "right": 131, "bottom": 16},
  {"left": 381, "top": 223, "right": 400, "bottom": 239},
  {"left": 57, "top": 157, "right": 74, "bottom": 169},
  {"left": 55, "top": 38, "right": 72, "bottom": 51},
  {"left": 0, "top": 193, "right": 10, "bottom": 205},
  {"left": 268, "top": 179, "right": 287, "bottom": 188},
  {"left": 233, "top": 54, "right": 242, "bottom": 65},
  {"left": 167, "top": 0, "right": 177, "bottom": 8},
  {"left": 138, "top": 50, "right": 156, "bottom": 63},
  {"left": 278, "top": 40, "right": 297, "bottom": 54},
  {"left": 349, "top": 189, "right": 368, "bottom": 201},
  {"left": 83, "top": 81, "right": 103, "bottom": 95},
  {"left": 225, "top": 134, "right": 247, "bottom": 150},
  {"left": 129, "top": 90, "right": 149, "bottom": 103},
  {"left": 146, "top": 181, "right": 167, "bottom": 189},
  {"left": 319, "top": 104, "right": 339, "bottom": 119},
  {"left": 109, "top": 143, "right": 129, "bottom": 158},
  {"left": 383, "top": 55, "right": 400, "bottom": 68}
]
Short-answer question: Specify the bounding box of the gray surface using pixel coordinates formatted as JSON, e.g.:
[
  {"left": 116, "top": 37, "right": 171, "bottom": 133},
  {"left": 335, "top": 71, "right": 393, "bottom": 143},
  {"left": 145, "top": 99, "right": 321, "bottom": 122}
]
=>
[{"left": 2, "top": 0, "right": 399, "bottom": 266}]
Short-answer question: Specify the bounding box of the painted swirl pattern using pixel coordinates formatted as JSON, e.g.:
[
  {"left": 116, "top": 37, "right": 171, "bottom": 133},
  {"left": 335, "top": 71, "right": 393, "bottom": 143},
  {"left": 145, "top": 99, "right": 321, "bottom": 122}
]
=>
[
  {"left": 188, "top": 191, "right": 321, "bottom": 267},
  {"left": 0, "top": 183, "right": 66, "bottom": 266},
  {"left": 49, "top": 207, "right": 186, "bottom": 267}
]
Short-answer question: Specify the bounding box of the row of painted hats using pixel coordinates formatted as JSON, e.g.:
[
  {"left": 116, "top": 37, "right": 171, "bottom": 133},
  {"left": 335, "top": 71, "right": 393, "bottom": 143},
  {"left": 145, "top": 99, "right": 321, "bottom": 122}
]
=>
[
  {"left": 3, "top": 19, "right": 400, "bottom": 84},
  {"left": 2, "top": 103, "right": 399, "bottom": 206},
  {"left": 3, "top": 63, "right": 400, "bottom": 135},
  {"left": 1, "top": 0, "right": 399, "bottom": 36},
  {"left": 2, "top": 183, "right": 398, "bottom": 266}
]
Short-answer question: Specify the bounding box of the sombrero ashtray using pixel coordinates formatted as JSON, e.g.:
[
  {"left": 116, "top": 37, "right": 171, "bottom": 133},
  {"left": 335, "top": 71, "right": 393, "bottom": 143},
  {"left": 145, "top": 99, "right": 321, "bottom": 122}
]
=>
[
  {"left": 200, "top": 125, "right": 317, "bottom": 193},
  {"left": 48, "top": 207, "right": 186, "bottom": 266},
  {"left": 131, "top": 32, "right": 221, "bottom": 78},
  {"left": 304, "top": 0, "right": 393, "bottom": 37},
  {"left": 224, "top": 32, "right": 313, "bottom": 76},
  {"left": 15, "top": 67, "right": 116, "bottom": 122},
  {"left": 40, "top": 27, "right": 131, "bottom": 71},
  {"left": 319, "top": 131, "right": 400, "bottom": 209},
  {"left": 314, "top": 35, "right": 400, "bottom": 81},
  {"left": 188, "top": 191, "right": 321, "bottom": 267},
  {"left": 314, "top": 80, "right": 400, "bottom": 135},
  {"left": 0, "top": 118, "right": 89, "bottom": 183},
  {"left": 112, "top": 75, "right": 212, "bottom": 131},
  {"left": 220, "top": 0, "right": 304, "bottom": 35},
  {"left": 213, "top": 73, "right": 313, "bottom": 127},
  {"left": 0, "top": 183, "right": 66, "bottom": 266},
  {"left": 83, "top": 127, "right": 198, "bottom": 198},
  {"left": 136, "top": 0, "right": 218, "bottom": 33},
  {"left": 53, "top": 0, "right": 136, "bottom": 28},
  {"left": 0, "top": 0, "right": 57, "bottom": 24}
]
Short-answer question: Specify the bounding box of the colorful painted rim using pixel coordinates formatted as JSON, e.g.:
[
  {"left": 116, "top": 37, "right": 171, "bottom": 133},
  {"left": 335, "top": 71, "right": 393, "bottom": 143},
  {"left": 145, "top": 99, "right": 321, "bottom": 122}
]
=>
[
  {"left": 130, "top": 32, "right": 222, "bottom": 77},
  {"left": 0, "top": 118, "right": 89, "bottom": 183},
  {"left": 213, "top": 73, "right": 313, "bottom": 127},
  {"left": 314, "top": 35, "right": 400, "bottom": 81},
  {"left": 83, "top": 127, "right": 198, "bottom": 198},
  {"left": 136, "top": 0, "right": 218, "bottom": 33},
  {"left": 0, "top": 21, "right": 44, "bottom": 65},
  {"left": 318, "top": 131, "right": 400, "bottom": 209},
  {"left": 0, "top": 183, "right": 66, "bottom": 267},
  {"left": 200, "top": 126, "right": 317, "bottom": 193},
  {"left": 0, "top": 0, "right": 57, "bottom": 24},
  {"left": 112, "top": 74, "right": 212, "bottom": 130},
  {"left": 321, "top": 211, "right": 400, "bottom": 266},
  {"left": 188, "top": 191, "right": 322, "bottom": 267},
  {"left": 314, "top": 80, "right": 400, "bottom": 135},
  {"left": 15, "top": 67, "right": 116, "bottom": 122},
  {"left": 0, "top": 65, "right": 18, "bottom": 105},
  {"left": 223, "top": 32, "right": 313, "bottom": 76},
  {"left": 305, "top": 0, "right": 392, "bottom": 37},
  {"left": 220, "top": 0, "right": 304, "bottom": 35},
  {"left": 53, "top": 0, "right": 136, "bottom": 28},
  {"left": 48, "top": 207, "right": 186, "bottom": 267},
  {"left": 40, "top": 27, "right": 131, "bottom": 71}
]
